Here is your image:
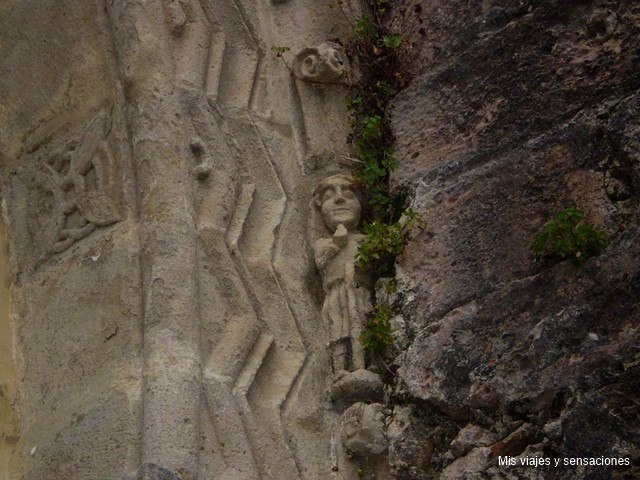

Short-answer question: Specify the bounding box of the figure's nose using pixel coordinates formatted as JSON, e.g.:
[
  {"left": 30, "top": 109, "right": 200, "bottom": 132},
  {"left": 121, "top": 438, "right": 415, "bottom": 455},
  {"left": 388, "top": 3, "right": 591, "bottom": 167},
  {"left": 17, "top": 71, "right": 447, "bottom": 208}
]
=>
[{"left": 334, "top": 187, "right": 346, "bottom": 203}]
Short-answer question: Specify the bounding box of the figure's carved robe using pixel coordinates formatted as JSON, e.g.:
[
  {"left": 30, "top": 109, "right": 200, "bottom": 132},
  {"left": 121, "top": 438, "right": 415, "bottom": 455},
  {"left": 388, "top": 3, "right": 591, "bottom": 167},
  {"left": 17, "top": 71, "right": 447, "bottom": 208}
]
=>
[{"left": 315, "top": 232, "right": 372, "bottom": 370}]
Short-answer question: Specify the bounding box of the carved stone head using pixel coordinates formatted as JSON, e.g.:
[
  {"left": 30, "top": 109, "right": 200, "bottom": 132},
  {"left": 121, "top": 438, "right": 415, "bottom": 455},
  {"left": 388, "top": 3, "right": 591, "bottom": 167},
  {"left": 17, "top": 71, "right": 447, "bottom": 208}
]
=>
[
  {"left": 313, "top": 174, "right": 361, "bottom": 233},
  {"left": 293, "top": 42, "right": 349, "bottom": 83}
]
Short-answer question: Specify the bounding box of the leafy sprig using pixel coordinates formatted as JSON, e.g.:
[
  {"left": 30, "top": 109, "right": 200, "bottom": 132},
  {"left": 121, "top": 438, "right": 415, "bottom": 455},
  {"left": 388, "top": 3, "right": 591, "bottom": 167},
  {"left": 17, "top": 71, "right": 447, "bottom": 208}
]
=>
[{"left": 530, "top": 207, "right": 608, "bottom": 266}]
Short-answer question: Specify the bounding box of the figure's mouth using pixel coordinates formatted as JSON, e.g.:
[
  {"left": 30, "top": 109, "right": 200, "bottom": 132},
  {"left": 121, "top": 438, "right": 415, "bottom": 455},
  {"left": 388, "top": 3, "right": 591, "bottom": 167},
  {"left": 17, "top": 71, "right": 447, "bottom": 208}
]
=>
[{"left": 331, "top": 208, "right": 353, "bottom": 214}]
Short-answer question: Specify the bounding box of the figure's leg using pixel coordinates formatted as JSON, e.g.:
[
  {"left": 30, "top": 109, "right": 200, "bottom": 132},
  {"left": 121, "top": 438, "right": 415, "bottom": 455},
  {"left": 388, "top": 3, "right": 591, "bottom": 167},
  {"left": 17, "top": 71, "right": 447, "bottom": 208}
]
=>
[
  {"left": 351, "top": 288, "right": 368, "bottom": 371},
  {"left": 351, "top": 336, "right": 365, "bottom": 371},
  {"left": 332, "top": 340, "right": 347, "bottom": 373}
]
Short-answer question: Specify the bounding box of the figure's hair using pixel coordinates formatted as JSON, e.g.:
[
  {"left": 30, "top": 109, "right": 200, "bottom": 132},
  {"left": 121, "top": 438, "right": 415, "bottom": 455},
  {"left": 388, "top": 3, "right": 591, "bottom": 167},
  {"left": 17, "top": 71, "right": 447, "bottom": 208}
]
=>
[{"left": 312, "top": 174, "right": 361, "bottom": 208}]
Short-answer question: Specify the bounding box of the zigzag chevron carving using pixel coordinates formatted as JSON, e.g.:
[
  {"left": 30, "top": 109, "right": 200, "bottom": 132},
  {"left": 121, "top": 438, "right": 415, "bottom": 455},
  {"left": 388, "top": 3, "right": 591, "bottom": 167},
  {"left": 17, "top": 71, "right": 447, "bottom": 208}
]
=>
[
  {"left": 98, "top": 0, "right": 356, "bottom": 478},
  {"left": 188, "top": 96, "right": 306, "bottom": 480},
  {"left": 154, "top": 0, "right": 358, "bottom": 477}
]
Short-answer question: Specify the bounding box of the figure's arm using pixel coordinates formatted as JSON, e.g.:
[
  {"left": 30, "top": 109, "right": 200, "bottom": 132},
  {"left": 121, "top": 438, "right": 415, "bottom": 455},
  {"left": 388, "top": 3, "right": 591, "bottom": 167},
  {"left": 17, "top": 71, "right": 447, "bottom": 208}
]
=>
[
  {"left": 333, "top": 223, "right": 348, "bottom": 247},
  {"left": 314, "top": 238, "right": 340, "bottom": 269}
]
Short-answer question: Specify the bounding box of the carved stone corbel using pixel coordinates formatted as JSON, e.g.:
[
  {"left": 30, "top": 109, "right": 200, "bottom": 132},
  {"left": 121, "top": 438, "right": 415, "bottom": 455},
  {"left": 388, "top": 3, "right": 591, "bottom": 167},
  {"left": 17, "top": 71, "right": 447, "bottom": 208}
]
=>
[{"left": 293, "top": 42, "right": 350, "bottom": 84}]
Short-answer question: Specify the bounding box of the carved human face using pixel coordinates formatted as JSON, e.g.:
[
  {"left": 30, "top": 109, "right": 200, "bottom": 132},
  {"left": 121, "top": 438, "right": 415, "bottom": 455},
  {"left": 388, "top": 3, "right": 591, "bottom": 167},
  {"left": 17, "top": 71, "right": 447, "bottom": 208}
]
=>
[{"left": 319, "top": 177, "right": 361, "bottom": 232}]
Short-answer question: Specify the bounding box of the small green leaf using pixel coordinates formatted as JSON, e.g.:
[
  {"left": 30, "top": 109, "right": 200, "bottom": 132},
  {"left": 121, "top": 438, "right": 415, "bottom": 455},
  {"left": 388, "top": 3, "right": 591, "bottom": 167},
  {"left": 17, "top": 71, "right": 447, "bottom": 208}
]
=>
[
  {"left": 360, "top": 304, "right": 393, "bottom": 354},
  {"left": 530, "top": 207, "right": 607, "bottom": 266},
  {"left": 271, "top": 45, "right": 291, "bottom": 57},
  {"left": 355, "top": 17, "right": 377, "bottom": 38},
  {"left": 382, "top": 34, "right": 402, "bottom": 49}
]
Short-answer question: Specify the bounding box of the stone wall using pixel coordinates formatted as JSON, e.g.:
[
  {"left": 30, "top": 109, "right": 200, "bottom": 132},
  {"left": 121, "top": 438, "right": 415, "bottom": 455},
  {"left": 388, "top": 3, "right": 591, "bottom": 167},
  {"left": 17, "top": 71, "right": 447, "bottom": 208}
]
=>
[
  {"left": 0, "top": 215, "right": 21, "bottom": 480},
  {"left": 0, "top": 0, "right": 368, "bottom": 479},
  {"left": 385, "top": 0, "right": 640, "bottom": 478},
  {"left": 1, "top": 1, "right": 143, "bottom": 478},
  {"left": 1, "top": 0, "right": 638, "bottom": 479}
]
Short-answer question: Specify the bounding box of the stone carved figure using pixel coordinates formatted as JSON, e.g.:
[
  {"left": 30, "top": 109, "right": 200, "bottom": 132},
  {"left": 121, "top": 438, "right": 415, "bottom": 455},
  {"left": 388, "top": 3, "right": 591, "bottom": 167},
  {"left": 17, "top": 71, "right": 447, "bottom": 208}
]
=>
[
  {"left": 293, "top": 42, "right": 349, "bottom": 83},
  {"left": 313, "top": 174, "right": 372, "bottom": 376}
]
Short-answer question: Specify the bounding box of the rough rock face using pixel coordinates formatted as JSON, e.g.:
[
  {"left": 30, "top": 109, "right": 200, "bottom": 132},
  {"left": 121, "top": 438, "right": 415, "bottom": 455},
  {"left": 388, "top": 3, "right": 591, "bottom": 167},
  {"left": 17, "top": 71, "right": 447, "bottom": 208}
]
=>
[{"left": 386, "top": 0, "right": 640, "bottom": 478}]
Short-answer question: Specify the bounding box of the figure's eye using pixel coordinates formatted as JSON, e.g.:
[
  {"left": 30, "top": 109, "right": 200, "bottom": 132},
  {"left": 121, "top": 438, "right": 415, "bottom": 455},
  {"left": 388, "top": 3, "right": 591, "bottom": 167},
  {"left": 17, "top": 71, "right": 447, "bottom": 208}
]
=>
[
  {"left": 344, "top": 190, "right": 355, "bottom": 198},
  {"left": 323, "top": 190, "right": 335, "bottom": 202}
]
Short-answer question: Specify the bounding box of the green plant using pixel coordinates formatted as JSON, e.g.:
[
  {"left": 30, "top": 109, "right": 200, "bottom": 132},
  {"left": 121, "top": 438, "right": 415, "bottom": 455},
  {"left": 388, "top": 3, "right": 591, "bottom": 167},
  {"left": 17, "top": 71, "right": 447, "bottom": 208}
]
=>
[
  {"left": 357, "top": 209, "right": 425, "bottom": 276},
  {"left": 354, "top": 17, "right": 377, "bottom": 39},
  {"left": 335, "top": 1, "right": 425, "bottom": 278},
  {"left": 384, "top": 279, "right": 398, "bottom": 294},
  {"left": 360, "top": 304, "right": 393, "bottom": 354},
  {"left": 361, "top": 115, "right": 383, "bottom": 140},
  {"left": 530, "top": 207, "right": 608, "bottom": 266},
  {"left": 270, "top": 45, "right": 290, "bottom": 57},
  {"left": 342, "top": 1, "right": 407, "bottom": 224},
  {"left": 382, "top": 35, "right": 402, "bottom": 49},
  {"left": 336, "top": 0, "right": 423, "bottom": 360}
]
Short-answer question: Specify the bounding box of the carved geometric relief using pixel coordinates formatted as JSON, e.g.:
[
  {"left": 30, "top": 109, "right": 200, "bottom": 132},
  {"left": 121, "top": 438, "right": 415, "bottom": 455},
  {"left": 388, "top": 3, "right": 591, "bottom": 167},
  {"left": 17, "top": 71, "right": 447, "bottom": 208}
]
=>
[
  {"left": 153, "top": 0, "right": 368, "bottom": 477},
  {"left": 169, "top": 0, "right": 261, "bottom": 111},
  {"left": 34, "top": 111, "right": 121, "bottom": 256},
  {"left": 200, "top": 0, "right": 262, "bottom": 110},
  {"left": 189, "top": 111, "right": 305, "bottom": 480},
  {"left": 99, "top": 0, "right": 363, "bottom": 477}
]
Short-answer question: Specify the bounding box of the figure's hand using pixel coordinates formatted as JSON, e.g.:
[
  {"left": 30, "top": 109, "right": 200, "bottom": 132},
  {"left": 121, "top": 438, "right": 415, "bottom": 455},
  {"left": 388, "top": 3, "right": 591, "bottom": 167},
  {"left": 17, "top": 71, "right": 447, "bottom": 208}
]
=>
[
  {"left": 314, "top": 238, "right": 340, "bottom": 269},
  {"left": 333, "top": 223, "right": 348, "bottom": 247}
]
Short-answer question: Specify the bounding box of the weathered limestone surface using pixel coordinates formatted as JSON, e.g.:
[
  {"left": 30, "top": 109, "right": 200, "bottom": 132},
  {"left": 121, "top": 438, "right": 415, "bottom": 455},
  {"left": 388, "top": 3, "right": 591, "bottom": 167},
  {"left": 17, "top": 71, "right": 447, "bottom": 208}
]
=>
[
  {"left": 0, "top": 0, "right": 366, "bottom": 479},
  {"left": 386, "top": 1, "right": 640, "bottom": 478},
  {"left": 0, "top": 217, "right": 21, "bottom": 480},
  {"left": 1, "top": 2, "right": 142, "bottom": 479},
  {"left": 3, "top": 0, "right": 639, "bottom": 479}
]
